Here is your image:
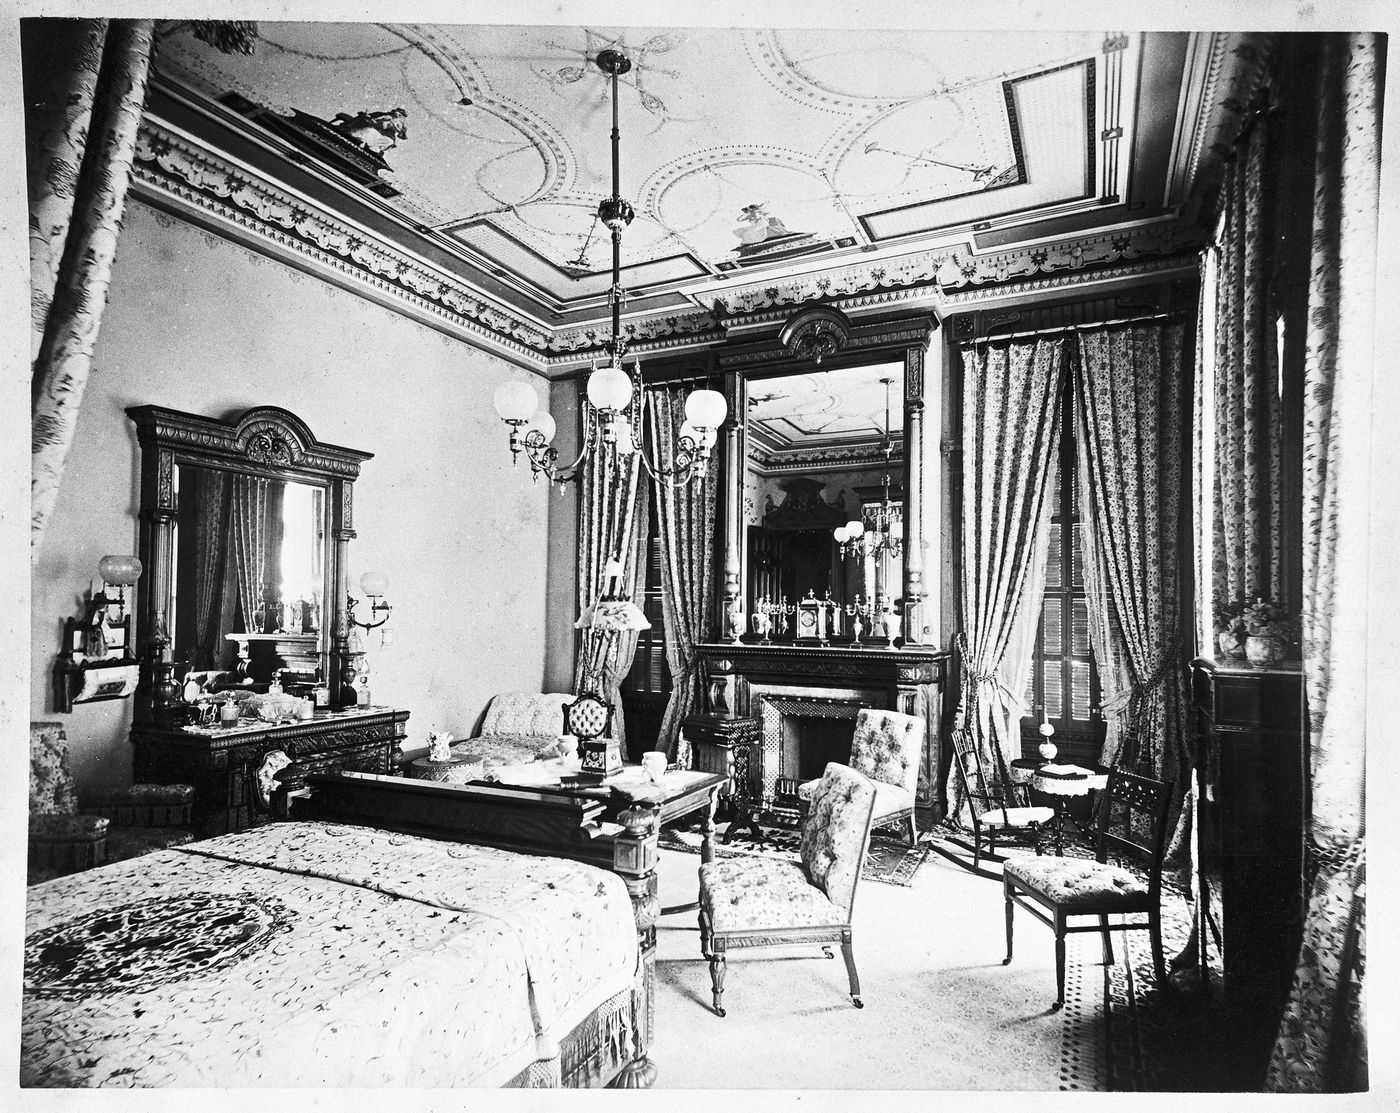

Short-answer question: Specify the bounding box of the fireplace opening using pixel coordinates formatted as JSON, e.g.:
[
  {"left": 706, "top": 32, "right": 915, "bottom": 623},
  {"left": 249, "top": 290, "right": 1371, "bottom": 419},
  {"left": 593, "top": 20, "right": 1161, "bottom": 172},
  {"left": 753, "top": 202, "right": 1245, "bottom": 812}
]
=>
[{"left": 784, "top": 715, "right": 854, "bottom": 781}]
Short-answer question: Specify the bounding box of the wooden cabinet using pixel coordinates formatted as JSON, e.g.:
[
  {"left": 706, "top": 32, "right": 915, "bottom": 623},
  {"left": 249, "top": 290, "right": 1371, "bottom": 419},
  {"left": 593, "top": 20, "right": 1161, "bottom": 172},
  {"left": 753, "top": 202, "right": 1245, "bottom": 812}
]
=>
[
  {"left": 1191, "top": 658, "right": 1307, "bottom": 1089},
  {"left": 680, "top": 713, "right": 761, "bottom": 817},
  {"left": 132, "top": 706, "right": 409, "bottom": 836}
]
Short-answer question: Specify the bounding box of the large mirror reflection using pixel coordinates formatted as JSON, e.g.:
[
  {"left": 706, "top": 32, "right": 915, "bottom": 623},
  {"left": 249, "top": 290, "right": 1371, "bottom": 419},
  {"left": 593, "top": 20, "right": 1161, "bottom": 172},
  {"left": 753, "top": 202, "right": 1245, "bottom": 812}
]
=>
[
  {"left": 744, "top": 362, "right": 904, "bottom": 642},
  {"left": 170, "top": 465, "right": 327, "bottom": 686}
]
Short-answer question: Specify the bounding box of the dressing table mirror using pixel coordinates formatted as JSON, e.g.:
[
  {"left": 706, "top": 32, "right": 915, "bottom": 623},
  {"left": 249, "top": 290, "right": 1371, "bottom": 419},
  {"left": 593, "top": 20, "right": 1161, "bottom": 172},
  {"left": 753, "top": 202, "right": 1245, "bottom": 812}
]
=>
[
  {"left": 127, "top": 404, "right": 370, "bottom": 717},
  {"left": 125, "top": 405, "right": 408, "bottom": 835}
]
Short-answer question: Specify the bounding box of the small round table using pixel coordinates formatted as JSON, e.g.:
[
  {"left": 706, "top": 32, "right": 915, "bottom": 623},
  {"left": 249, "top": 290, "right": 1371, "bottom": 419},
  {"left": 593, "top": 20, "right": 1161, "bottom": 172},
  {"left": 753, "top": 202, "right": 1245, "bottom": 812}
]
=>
[
  {"left": 409, "top": 755, "right": 485, "bottom": 784},
  {"left": 1030, "top": 763, "right": 1108, "bottom": 854},
  {"left": 1008, "top": 758, "right": 1042, "bottom": 806}
]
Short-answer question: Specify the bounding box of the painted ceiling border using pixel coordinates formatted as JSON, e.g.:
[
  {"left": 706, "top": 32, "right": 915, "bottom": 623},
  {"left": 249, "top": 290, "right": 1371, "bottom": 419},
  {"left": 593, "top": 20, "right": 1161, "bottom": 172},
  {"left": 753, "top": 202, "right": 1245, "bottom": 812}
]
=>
[{"left": 131, "top": 117, "right": 1206, "bottom": 378}]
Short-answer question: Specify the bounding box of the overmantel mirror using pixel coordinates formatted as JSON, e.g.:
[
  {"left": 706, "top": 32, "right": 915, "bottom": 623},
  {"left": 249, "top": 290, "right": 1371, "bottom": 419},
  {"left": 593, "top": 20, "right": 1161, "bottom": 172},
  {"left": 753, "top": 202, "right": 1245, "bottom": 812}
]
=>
[
  {"left": 127, "top": 404, "right": 373, "bottom": 722},
  {"left": 716, "top": 310, "right": 938, "bottom": 648}
]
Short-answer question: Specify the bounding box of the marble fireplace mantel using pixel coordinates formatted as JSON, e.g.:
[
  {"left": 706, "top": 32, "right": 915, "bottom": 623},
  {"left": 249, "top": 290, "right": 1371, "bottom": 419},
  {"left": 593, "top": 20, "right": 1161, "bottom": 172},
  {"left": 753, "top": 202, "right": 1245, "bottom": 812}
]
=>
[{"left": 694, "top": 642, "right": 950, "bottom": 816}]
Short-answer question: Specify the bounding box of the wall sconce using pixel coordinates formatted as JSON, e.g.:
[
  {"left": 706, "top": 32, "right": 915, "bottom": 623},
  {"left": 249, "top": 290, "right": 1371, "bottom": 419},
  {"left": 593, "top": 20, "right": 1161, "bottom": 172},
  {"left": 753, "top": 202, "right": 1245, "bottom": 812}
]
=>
[
  {"left": 347, "top": 572, "right": 392, "bottom": 636},
  {"left": 95, "top": 554, "right": 142, "bottom": 621},
  {"left": 55, "top": 554, "right": 143, "bottom": 712}
]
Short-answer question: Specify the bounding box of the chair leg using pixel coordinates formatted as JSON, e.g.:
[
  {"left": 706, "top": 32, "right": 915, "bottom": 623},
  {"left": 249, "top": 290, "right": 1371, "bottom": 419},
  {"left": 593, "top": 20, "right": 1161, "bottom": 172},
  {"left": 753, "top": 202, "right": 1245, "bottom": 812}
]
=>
[
  {"left": 1002, "top": 877, "right": 1014, "bottom": 965},
  {"left": 972, "top": 828, "right": 982, "bottom": 870},
  {"left": 1150, "top": 912, "right": 1166, "bottom": 990},
  {"left": 708, "top": 940, "right": 728, "bottom": 1018},
  {"left": 905, "top": 813, "right": 917, "bottom": 847},
  {"left": 1053, "top": 913, "right": 1066, "bottom": 1011},
  {"left": 1100, "top": 914, "right": 1114, "bottom": 966},
  {"left": 699, "top": 905, "right": 712, "bottom": 960},
  {"left": 840, "top": 928, "right": 863, "bottom": 1008}
]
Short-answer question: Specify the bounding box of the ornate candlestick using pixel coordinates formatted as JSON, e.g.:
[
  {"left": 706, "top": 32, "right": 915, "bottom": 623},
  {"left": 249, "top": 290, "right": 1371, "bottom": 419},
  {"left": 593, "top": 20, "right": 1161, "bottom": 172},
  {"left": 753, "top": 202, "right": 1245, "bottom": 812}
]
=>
[{"left": 843, "top": 594, "right": 876, "bottom": 646}]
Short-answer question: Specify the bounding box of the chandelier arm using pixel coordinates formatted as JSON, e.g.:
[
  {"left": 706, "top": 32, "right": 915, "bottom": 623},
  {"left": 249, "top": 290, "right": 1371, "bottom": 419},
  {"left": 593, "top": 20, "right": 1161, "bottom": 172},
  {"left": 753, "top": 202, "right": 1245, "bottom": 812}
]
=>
[{"left": 532, "top": 400, "right": 601, "bottom": 481}]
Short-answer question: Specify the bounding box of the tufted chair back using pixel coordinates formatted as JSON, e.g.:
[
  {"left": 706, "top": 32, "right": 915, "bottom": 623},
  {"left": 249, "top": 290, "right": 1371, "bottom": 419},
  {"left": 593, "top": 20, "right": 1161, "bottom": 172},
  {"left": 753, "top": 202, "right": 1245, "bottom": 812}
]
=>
[
  {"left": 800, "top": 763, "right": 877, "bottom": 919},
  {"left": 30, "top": 721, "right": 79, "bottom": 816},
  {"left": 848, "top": 708, "right": 924, "bottom": 797}
]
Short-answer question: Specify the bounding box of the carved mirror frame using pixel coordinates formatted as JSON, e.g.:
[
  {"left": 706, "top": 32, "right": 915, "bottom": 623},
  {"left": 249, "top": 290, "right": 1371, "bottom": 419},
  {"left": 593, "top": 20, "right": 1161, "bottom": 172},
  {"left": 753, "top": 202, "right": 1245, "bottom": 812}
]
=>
[
  {"left": 715, "top": 311, "right": 939, "bottom": 647},
  {"left": 127, "top": 405, "right": 373, "bottom": 719}
]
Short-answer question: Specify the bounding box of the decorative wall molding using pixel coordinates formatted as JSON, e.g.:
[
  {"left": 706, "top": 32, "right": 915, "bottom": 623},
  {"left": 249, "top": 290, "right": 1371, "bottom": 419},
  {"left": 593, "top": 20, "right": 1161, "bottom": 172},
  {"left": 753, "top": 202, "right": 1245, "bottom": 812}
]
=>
[
  {"left": 711, "top": 218, "right": 1202, "bottom": 319},
  {"left": 132, "top": 121, "right": 554, "bottom": 367},
  {"left": 133, "top": 118, "right": 1204, "bottom": 374},
  {"left": 750, "top": 440, "right": 904, "bottom": 475}
]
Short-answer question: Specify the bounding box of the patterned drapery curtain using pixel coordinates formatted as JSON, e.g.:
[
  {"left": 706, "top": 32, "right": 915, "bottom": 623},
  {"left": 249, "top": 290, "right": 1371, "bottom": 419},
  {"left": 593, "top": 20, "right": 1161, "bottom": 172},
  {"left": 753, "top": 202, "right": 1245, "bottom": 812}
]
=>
[
  {"left": 647, "top": 387, "right": 719, "bottom": 762},
  {"left": 29, "top": 19, "right": 156, "bottom": 549},
  {"left": 1266, "top": 32, "right": 1378, "bottom": 1094},
  {"left": 191, "top": 469, "right": 232, "bottom": 669},
  {"left": 229, "top": 476, "right": 284, "bottom": 636},
  {"left": 1073, "top": 323, "right": 1191, "bottom": 791},
  {"left": 949, "top": 336, "right": 1067, "bottom": 816},
  {"left": 1213, "top": 108, "right": 1284, "bottom": 608},
  {"left": 574, "top": 445, "right": 650, "bottom": 752}
]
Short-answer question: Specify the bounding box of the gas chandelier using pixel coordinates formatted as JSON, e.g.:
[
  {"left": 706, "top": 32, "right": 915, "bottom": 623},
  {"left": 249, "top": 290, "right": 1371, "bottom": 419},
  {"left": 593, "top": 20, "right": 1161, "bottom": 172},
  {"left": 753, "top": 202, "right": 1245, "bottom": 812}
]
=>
[
  {"left": 492, "top": 48, "right": 727, "bottom": 488},
  {"left": 833, "top": 376, "right": 903, "bottom": 560}
]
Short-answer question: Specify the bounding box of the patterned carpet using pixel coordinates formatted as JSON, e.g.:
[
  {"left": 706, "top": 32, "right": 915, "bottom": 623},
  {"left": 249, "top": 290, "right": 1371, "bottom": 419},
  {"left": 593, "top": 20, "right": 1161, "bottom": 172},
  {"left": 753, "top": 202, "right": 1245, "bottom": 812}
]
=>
[
  {"left": 926, "top": 825, "right": 1230, "bottom": 1091},
  {"left": 658, "top": 816, "right": 930, "bottom": 886}
]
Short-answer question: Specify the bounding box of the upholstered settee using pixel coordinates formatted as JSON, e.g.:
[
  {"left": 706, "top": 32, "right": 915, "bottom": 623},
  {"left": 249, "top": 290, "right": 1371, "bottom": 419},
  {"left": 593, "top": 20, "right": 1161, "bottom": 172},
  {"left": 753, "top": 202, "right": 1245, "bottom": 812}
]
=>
[{"left": 449, "top": 692, "right": 578, "bottom": 774}]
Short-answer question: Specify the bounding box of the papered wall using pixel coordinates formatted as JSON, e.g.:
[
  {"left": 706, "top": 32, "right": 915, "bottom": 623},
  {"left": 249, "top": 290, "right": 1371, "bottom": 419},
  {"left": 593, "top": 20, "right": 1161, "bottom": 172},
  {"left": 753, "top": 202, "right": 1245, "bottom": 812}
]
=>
[{"left": 29, "top": 200, "right": 563, "bottom": 797}]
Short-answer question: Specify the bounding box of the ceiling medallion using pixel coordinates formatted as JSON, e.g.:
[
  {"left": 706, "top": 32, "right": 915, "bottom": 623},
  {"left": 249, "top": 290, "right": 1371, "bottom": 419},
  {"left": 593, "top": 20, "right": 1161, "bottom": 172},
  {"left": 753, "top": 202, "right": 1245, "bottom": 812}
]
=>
[{"left": 778, "top": 304, "right": 853, "bottom": 365}]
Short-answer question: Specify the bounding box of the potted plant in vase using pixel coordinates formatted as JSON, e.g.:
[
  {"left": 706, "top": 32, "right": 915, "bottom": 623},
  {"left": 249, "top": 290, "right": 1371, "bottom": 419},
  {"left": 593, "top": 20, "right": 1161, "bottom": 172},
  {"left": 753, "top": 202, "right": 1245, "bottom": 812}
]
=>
[
  {"left": 1214, "top": 598, "right": 1248, "bottom": 659},
  {"left": 1240, "top": 597, "right": 1294, "bottom": 666}
]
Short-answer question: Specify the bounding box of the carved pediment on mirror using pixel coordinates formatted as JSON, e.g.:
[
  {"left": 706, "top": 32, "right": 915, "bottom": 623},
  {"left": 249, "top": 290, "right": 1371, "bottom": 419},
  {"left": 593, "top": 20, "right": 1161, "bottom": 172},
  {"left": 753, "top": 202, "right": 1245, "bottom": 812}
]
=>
[
  {"left": 762, "top": 477, "right": 848, "bottom": 531},
  {"left": 127, "top": 405, "right": 374, "bottom": 725}
]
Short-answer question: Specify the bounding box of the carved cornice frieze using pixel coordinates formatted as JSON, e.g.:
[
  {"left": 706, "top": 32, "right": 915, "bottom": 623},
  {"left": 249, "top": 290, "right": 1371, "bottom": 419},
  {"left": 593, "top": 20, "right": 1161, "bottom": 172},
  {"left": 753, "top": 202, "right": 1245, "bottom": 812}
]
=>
[
  {"left": 749, "top": 440, "right": 903, "bottom": 474},
  {"left": 711, "top": 219, "right": 1203, "bottom": 321},
  {"left": 940, "top": 253, "right": 1198, "bottom": 310},
  {"left": 131, "top": 117, "right": 1206, "bottom": 371},
  {"left": 132, "top": 123, "right": 553, "bottom": 363},
  {"left": 546, "top": 309, "right": 724, "bottom": 354}
]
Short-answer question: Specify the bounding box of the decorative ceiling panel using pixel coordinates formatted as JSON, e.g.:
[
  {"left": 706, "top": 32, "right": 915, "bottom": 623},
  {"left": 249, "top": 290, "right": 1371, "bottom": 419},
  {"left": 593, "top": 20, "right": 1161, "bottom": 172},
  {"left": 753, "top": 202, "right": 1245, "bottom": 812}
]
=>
[
  {"left": 748, "top": 363, "right": 906, "bottom": 453},
  {"left": 155, "top": 24, "right": 1137, "bottom": 301},
  {"left": 146, "top": 24, "right": 1273, "bottom": 366}
]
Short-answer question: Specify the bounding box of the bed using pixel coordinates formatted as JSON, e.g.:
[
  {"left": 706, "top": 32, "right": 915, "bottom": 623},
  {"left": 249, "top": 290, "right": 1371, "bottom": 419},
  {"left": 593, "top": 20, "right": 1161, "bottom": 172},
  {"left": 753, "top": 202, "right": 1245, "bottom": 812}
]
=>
[{"left": 22, "top": 772, "right": 661, "bottom": 1088}]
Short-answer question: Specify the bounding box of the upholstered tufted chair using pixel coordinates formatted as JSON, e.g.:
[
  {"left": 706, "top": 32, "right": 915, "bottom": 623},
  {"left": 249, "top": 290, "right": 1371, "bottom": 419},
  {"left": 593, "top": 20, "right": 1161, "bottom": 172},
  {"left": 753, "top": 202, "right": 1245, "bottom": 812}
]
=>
[
  {"left": 698, "top": 762, "right": 877, "bottom": 1017},
  {"left": 799, "top": 708, "right": 924, "bottom": 846},
  {"left": 1002, "top": 768, "right": 1171, "bottom": 1010},
  {"left": 29, "top": 722, "right": 197, "bottom": 886}
]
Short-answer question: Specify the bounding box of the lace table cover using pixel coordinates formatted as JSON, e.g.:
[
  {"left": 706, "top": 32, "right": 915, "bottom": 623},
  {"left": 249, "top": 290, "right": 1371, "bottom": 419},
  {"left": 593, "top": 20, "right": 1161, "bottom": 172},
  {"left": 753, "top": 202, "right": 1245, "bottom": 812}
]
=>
[{"left": 23, "top": 821, "right": 637, "bottom": 1087}]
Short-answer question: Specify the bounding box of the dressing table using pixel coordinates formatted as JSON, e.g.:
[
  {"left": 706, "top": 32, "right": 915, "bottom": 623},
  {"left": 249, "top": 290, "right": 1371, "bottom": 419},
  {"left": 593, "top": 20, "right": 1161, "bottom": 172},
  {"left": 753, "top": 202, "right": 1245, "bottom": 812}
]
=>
[{"left": 126, "top": 404, "right": 409, "bottom": 835}]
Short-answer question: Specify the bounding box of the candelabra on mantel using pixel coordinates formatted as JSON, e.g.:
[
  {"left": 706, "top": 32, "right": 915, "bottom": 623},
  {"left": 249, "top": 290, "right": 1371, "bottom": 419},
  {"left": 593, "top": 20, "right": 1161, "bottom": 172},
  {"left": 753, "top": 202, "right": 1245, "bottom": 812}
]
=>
[
  {"left": 751, "top": 595, "right": 796, "bottom": 644},
  {"left": 843, "top": 595, "right": 877, "bottom": 646}
]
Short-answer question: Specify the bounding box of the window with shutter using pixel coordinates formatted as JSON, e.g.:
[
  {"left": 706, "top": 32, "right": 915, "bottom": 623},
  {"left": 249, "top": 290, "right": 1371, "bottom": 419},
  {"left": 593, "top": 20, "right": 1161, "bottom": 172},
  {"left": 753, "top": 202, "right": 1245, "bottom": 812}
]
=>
[{"left": 1023, "top": 385, "right": 1104, "bottom": 763}]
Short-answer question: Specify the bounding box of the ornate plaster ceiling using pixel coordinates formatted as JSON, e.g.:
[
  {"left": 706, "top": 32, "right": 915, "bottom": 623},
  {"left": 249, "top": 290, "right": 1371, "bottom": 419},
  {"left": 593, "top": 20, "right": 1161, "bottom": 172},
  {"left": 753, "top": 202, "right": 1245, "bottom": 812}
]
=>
[
  {"left": 140, "top": 23, "right": 1271, "bottom": 370},
  {"left": 156, "top": 25, "right": 1106, "bottom": 283},
  {"left": 747, "top": 362, "right": 905, "bottom": 472}
]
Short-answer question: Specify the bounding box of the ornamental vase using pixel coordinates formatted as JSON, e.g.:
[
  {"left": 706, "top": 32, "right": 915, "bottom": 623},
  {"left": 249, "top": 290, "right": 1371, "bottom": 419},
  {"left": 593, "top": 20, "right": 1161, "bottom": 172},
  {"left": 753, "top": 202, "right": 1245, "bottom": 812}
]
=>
[
  {"left": 1217, "top": 630, "right": 1246, "bottom": 659},
  {"left": 1244, "top": 634, "right": 1287, "bottom": 667},
  {"left": 882, "top": 610, "right": 902, "bottom": 646}
]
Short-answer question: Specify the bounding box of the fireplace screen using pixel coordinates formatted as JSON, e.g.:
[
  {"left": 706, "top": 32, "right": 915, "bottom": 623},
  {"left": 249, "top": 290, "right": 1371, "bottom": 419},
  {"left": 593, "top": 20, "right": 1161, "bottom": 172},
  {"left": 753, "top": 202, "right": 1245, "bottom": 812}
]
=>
[{"left": 751, "top": 685, "right": 883, "bottom": 812}]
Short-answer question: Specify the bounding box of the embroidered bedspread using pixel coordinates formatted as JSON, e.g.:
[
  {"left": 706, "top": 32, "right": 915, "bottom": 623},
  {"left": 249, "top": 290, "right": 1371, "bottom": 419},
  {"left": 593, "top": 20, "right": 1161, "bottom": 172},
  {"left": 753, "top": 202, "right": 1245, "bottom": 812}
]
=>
[{"left": 22, "top": 822, "right": 638, "bottom": 1088}]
